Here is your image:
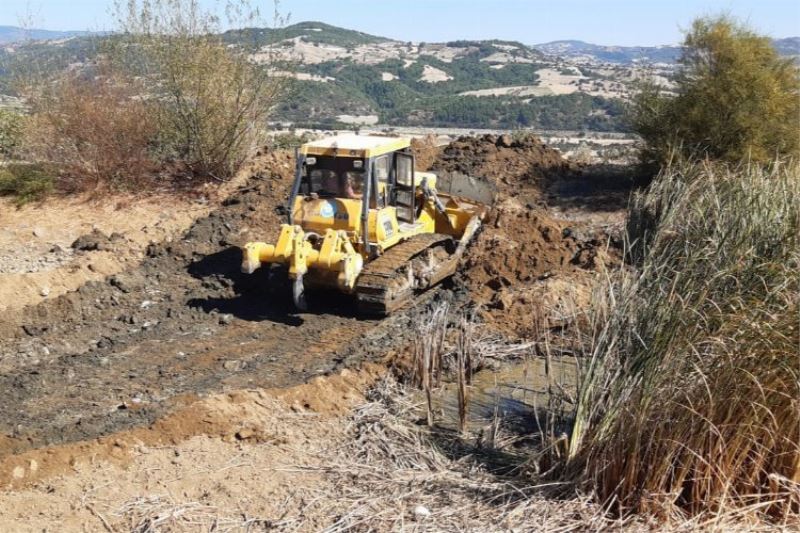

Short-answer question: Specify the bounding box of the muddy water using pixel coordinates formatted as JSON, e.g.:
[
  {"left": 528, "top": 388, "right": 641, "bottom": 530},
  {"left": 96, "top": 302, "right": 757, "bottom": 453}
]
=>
[{"left": 421, "top": 356, "right": 578, "bottom": 435}]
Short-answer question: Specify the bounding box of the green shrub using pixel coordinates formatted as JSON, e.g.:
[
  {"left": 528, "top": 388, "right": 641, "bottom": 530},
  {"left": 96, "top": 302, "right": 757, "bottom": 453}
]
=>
[
  {"left": 631, "top": 16, "right": 800, "bottom": 165},
  {"left": 0, "top": 109, "right": 24, "bottom": 159},
  {"left": 0, "top": 163, "right": 55, "bottom": 205}
]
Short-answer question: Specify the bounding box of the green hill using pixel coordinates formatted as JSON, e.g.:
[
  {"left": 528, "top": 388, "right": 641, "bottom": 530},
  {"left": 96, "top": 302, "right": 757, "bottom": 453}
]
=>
[
  {"left": 0, "top": 21, "right": 631, "bottom": 131},
  {"left": 269, "top": 25, "right": 626, "bottom": 130},
  {"left": 223, "top": 21, "right": 390, "bottom": 49}
]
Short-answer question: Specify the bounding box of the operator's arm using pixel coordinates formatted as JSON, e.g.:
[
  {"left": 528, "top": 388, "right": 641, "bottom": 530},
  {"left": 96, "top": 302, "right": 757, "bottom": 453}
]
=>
[{"left": 345, "top": 177, "right": 362, "bottom": 199}]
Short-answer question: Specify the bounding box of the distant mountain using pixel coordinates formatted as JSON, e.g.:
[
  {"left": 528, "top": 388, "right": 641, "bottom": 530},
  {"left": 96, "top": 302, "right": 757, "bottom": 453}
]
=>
[
  {"left": 534, "top": 38, "right": 800, "bottom": 64},
  {"left": 223, "top": 21, "right": 390, "bottom": 49},
  {"left": 247, "top": 24, "right": 626, "bottom": 131},
  {"left": 0, "top": 25, "right": 98, "bottom": 45},
  {"left": 773, "top": 37, "right": 800, "bottom": 58},
  {"left": 8, "top": 21, "right": 798, "bottom": 132},
  {"left": 0, "top": 21, "right": 645, "bottom": 132},
  {"left": 533, "top": 40, "right": 682, "bottom": 64}
]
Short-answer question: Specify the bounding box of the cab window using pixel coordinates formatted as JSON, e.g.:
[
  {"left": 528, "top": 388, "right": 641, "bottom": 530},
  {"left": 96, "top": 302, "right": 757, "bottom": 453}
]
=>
[
  {"left": 343, "top": 171, "right": 364, "bottom": 197},
  {"left": 302, "top": 157, "right": 365, "bottom": 199},
  {"left": 310, "top": 169, "right": 339, "bottom": 196},
  {"left": 375, "top": 155, "right": 390, "bottom": 182}
]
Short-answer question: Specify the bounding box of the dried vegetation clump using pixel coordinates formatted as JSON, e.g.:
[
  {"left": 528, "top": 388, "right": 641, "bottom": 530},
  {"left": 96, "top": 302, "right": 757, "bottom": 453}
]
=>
[
  {"left": 311, "top": 378, "right": 615, "bottom": 532},
  {"left": 22, "top": 74, "right": 158, "bottom": 191},
  {"left": 3, "top": 0, "right": 285, "bottom": 202},
  {"left": 565, "top": 160, "right": 800, "bottom": 523}
]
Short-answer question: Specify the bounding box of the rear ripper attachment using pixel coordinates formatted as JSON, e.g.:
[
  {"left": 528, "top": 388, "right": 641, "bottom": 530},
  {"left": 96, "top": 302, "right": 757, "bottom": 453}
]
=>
[{"left": 241, "top": 134, "right": 493, "bottom": 314}]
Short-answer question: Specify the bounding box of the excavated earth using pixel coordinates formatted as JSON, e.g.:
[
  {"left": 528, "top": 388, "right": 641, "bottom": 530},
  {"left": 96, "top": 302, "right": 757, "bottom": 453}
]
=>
[
  {"left": 0, "top": 151, "right": 436, "bottom": 462},
  {"left": 432, "top": 135, "right": 623, "bottom": 336},
  {"left": 0, "top": 134, "right": 626, "bottom": 475}
]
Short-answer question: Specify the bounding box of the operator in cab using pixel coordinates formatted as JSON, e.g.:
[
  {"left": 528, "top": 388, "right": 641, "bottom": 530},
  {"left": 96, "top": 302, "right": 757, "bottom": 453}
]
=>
[{"left": 314, "top": 168, "right": 362, "bottom": 199}]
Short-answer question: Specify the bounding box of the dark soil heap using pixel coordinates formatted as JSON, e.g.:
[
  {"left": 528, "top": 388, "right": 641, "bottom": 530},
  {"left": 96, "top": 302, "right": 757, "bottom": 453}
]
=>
[
  {"left": 433, "top": 134, "right": 572, "bottom": 198},
  {"left": 432, "top": 134, "right": 618, "bottom": 337}
]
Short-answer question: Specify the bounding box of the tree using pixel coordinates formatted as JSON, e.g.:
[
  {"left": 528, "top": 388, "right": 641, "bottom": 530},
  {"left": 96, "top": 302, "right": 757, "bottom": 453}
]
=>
[
  {"left": 111, "top": 0, "right": 288, "bottom": 179},
  {"left": 631, "top": 15, "right": 800, "bottom": 165}
]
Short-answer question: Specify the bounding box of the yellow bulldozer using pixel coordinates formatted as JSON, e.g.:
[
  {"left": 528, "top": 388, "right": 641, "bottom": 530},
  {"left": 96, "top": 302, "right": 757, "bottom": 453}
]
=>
[{"left": 241, "top": 134, "right": 494, "bottom": 314}]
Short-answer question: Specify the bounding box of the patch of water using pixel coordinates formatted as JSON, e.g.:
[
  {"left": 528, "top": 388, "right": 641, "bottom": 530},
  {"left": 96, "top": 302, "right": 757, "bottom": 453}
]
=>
[{"left": 417, "top": 356, "right": 577, "bottom": 434}]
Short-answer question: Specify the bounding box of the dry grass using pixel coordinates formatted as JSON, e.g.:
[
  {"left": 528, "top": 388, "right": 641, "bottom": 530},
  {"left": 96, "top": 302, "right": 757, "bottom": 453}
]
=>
[
  {"left": 304, "top": 378, "right": 619, "bottom": 532},
  {"left": 115, "top": 495, "right": 275, "bottom": 532},
  {"left": 565, "top": 159, "right": 800, "bottom": 523},
  {"left": 87, "top": 368, "right": 791, "bottom": 532},
  {"left": 412, "top": 301, "right": 449, "bottom": 425},
  {"left": 107, "top": 377, "right": 620, "bottom": 532},
  {"left": 413, "top": 302, "right": 538, "bottom": 370},
  {"left": 302, "top": 377, "right": 792, "bottom": 531}
]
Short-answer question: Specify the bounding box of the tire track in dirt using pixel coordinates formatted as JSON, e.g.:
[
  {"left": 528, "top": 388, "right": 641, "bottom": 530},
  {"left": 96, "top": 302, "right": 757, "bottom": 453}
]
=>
[
  {"left": 0, "top": 157, "right": 429, "bottom": 459},
  {"left": 0, "top": 311, "right": 383, "bottom": 456}
]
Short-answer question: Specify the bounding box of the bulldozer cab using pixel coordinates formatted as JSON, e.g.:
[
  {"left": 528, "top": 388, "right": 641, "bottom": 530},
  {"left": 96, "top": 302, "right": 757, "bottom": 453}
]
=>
[
  {"left": 288, "top": 135, "right": 420, "bottom": 240},
  {"left": 295, "top": 135, "right": 414, "bottom": 207}
]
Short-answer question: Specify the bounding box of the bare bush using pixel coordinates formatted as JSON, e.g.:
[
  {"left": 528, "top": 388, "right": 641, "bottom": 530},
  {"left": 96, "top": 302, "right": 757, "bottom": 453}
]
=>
[
  {"left": 22, "top": 73, "right": 158, "bottom": 190},
  {"left": 111, "top": 0, "right": 287, "bottom": 179},
  {"left": 8, "top": 0, "right": 286, "bottom": 195}
]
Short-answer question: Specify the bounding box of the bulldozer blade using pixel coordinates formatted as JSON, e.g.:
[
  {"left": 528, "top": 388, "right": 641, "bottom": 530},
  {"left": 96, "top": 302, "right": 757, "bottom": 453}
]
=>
[{"left": 435, "top": 171, "right": 497, "bottom": 206}]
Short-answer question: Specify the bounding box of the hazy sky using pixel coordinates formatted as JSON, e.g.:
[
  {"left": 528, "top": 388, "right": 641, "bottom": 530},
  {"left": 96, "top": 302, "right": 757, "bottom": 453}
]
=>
[{"left": 2, "top": 0, "right": 799, "bottom": 46}]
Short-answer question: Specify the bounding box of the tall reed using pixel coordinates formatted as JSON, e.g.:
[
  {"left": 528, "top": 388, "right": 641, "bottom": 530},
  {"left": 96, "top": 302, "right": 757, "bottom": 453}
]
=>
[
  {"left": 413, "top": 302, "right": 450, "bottom": 425},
  {"left": 567, "top": 160, "right": 800, "bottom": 519}
]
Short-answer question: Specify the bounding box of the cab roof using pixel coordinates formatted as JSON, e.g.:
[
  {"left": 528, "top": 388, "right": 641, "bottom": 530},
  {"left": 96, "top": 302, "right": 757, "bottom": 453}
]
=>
[{"left": 301, "top": 134, "right": 410, "bottom": 158}]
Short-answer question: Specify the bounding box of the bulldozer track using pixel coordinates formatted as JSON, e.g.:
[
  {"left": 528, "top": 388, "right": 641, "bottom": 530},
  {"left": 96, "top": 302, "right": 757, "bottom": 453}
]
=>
[{"left": 355, "top": 234, "right": 454, "bottom": 315}]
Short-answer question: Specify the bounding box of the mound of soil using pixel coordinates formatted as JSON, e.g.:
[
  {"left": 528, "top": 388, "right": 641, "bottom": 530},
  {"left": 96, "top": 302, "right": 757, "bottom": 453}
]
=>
[
  {"left": 431, "top": 134, "right": 618, "bottom": 337},
  {"left": 433, "top": 134, "right": 573, "bottom": 200},
  {"left": 462, "top": 200, "right": 616, "bottom": 337},
  {"left": 410, "top": 134, "right": 442, "bottom": 171},
  {"left": 71, "top": 229, "right": 124, "bottom": 252}
]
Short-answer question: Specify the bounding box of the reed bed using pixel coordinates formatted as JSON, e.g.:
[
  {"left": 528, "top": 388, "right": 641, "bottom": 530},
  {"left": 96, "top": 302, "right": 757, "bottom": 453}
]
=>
[
  {"left": 314, "top": 378, "right": 616, "bottom": 532},
  {"left": 566, "top": 160, "right": 800, "bottom": 522}
]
